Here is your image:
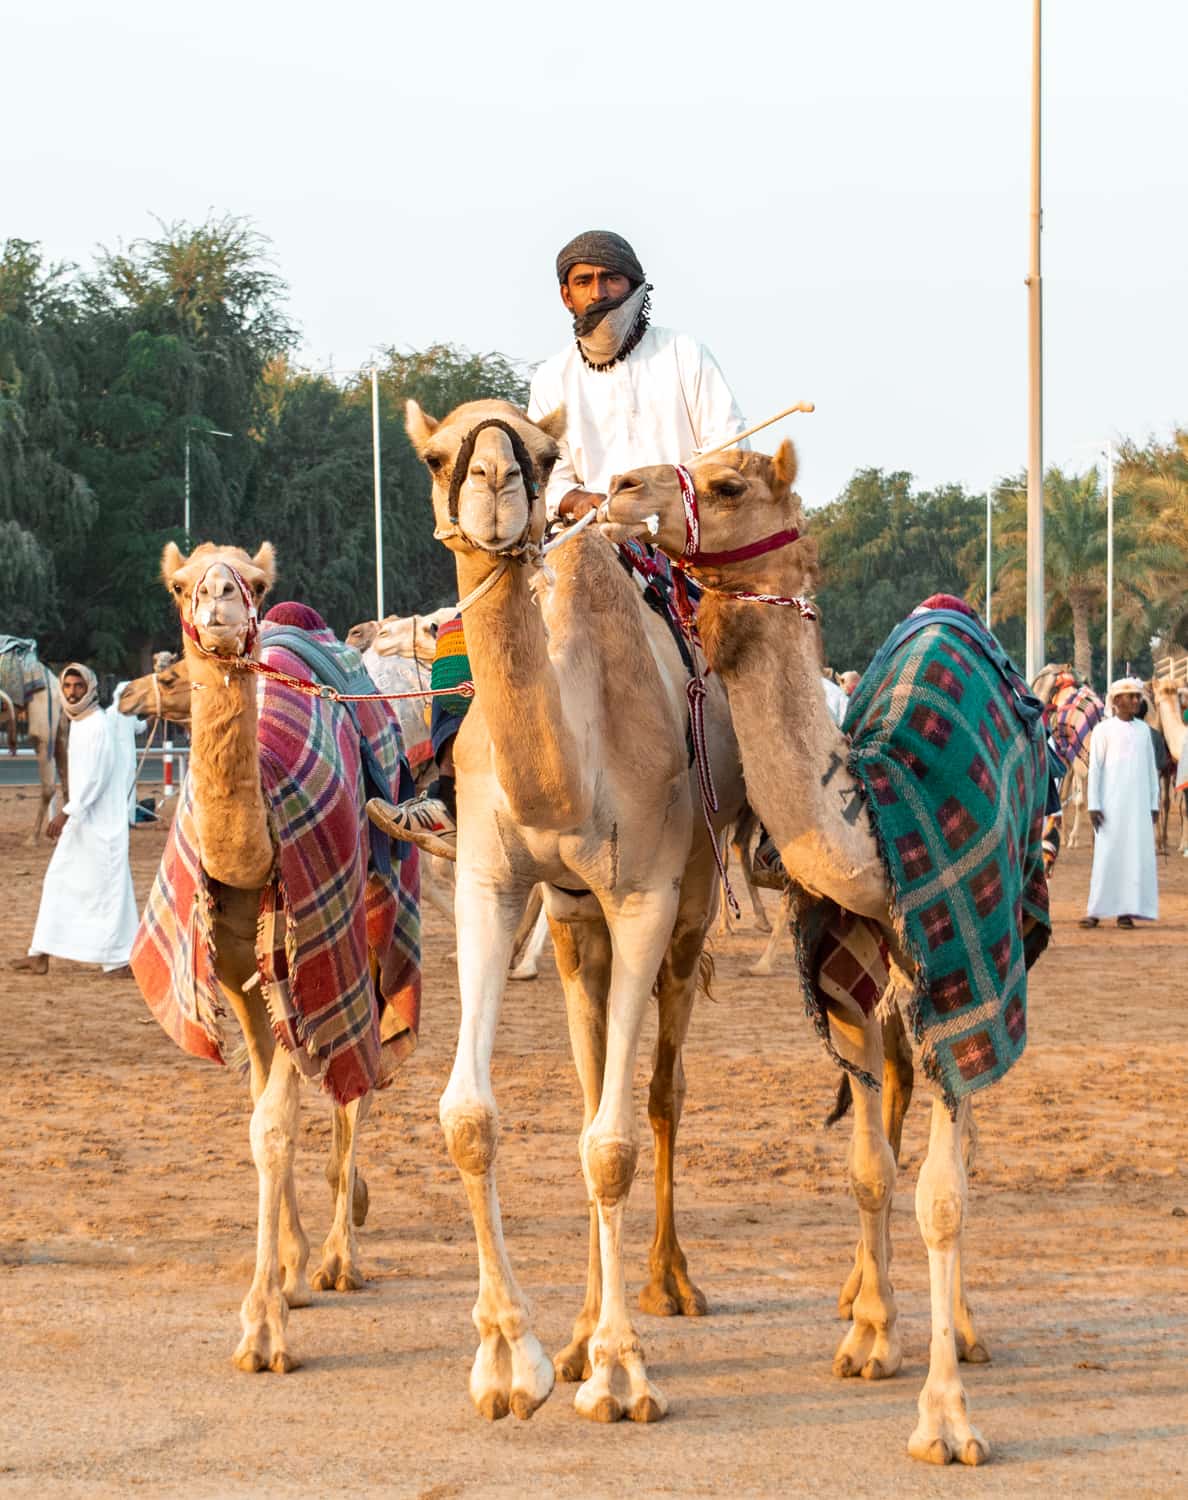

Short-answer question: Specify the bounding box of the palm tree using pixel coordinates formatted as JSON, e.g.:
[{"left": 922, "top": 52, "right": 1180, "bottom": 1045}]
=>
[
  {"left": 986, "top": 466, "right": 1177, "bottom": 686},
  {"left": 1117, "top": 430, "right": 1188, "bottom": 655}
]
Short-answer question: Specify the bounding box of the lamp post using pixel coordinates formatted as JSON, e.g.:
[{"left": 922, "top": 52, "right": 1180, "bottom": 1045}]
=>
[
  {"left": 1104, "top": 440, "right": 1115, "bottom": 693},
  {"left": 985, "top": 488, "right": 993, "bottom": 629},
  {"left": 371, "top": 366, "right": 384, "bottom": 621},
  {"left": 184, "top": 425, "right": 233, "bottom": 540},
  {"left": 1024, "top": 0, "right": 1045, "bottom": 681}
]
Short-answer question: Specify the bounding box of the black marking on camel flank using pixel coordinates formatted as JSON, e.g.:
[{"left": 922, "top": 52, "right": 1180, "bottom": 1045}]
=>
[{"left": 820, "top": 751, "right": 844, "bottom": 788}]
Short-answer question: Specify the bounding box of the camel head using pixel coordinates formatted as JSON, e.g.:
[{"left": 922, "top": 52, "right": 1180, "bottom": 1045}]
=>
[
  {"left": 603, "top": 441, "right": 816, "bottom": 590},
  {"left": 345, "top": 619, "right": 379, "bottom": 653},
  {"left": 1031, "top": 662, "right": 1075, "bottom": 706},
  {"left": 118, "top": 655, "right": 192, "bottom": 724},
  {"left": 161, "top": 541, "right": 277, "bottom": 659},
  {"left": 372, "top": 606, "right": 453, "bottom": 662},
  {"left": 405, "top": 399, "right": 566, "bottom": 557}
]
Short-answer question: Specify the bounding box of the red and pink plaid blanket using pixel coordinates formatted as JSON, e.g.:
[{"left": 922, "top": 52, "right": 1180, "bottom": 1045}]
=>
[{"left": 132, "top": 622, "right": 420, "bottom": 1104}]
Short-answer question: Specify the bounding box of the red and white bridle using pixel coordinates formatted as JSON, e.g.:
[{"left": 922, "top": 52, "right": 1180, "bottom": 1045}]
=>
[
  {"left": 672, "top": 465, "right": 818, "bottom": 620},
  {"left": 181, "top": 563, "right": 260, "bottom": 658}
]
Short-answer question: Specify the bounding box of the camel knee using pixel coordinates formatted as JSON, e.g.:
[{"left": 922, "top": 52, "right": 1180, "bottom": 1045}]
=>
[
  {"left": 916, "top": 1186, "right": 965, "bottom": 1250},
  {"left": 441, "top": 1103, "right": 499, "bottom": 1176},
  {"left": 585, "top": 1134, "right": 638, "bottom": 1205},
  {"left": 850, "top": 1131, "right": 896, "bottom": 1214},
  {"left": 250, "top": 1113, "right": 295, "bottom": 1177}
]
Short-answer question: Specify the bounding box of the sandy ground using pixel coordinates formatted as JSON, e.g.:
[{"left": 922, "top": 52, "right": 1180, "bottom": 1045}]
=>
[{"left": 0, "top": 784, "right": 1185, "bottom": 1499}]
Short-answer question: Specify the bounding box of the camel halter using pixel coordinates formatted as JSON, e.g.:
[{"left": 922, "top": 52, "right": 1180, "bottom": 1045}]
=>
[
  {"left": 433, "top": 418, "right": 544, "bottom": 564},
  {"left": 671, "top": 465, "right": 818, "bottom": 620},
  {"left": 183, "top": 562, "right": 477, "bottom": 708},
  {"left": 182, "top": 563, "right": 260, "bottom": 658}
]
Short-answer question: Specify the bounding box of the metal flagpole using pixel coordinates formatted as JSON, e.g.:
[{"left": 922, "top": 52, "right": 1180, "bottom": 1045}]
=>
[
  {"left": 184, "top": 429, "right": 191, "bottom": 540},
  {"left": 985, "top": 489, "right": 993, "bottom": 628},
  {"left": 1025, "top": 0, "right": 1045, "bottom": 681},
  {"left": 371, "top": 366, "right": 384, "bottom": 621},
  {"left": 1105, "top": 439, "right": 1114, "bottom": 692}
]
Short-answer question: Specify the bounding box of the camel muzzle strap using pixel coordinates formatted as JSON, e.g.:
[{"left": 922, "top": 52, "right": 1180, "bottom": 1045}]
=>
[
  {"left": 673, "top": 464, "right": 803, "bottom": 568},
  {"left": 440, "top": 418, "right": 542, "bottom": 561},
  {"left": 182, "top": 564, "right": 259, "bottom": 659}
]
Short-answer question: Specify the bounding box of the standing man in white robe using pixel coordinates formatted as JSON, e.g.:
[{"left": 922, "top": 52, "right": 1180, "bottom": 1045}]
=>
[
  {"left": 1080, "top": 677, "right": 1160, "bottom": 930},
  {"left": 371, "top": 229, "right": 748, "bottom": 858},
  {"left": 10, "top": 664, "right": 139, "bottom": 975}
]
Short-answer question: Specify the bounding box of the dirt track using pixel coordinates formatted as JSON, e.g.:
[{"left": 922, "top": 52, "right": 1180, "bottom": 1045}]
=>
[{"left": 1, "top": 785, "right": 1185, "bottom": 1498}]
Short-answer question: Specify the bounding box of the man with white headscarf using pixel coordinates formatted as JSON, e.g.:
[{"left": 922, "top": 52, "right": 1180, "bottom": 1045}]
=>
[
  {"left": 1080, "top": 676, "right": 1160, "bottom": 930},
  {"left": 10, "top": 664, "right": 139, "bottom": 975}
]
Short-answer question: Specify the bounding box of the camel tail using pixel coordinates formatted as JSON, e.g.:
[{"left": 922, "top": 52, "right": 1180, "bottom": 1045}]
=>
[
  {"left": 824, "top": 1073, "right": 852, "bottom": 1129},
  {"left": 697, "top": 948, "right": 716, "bottom": 1004}
]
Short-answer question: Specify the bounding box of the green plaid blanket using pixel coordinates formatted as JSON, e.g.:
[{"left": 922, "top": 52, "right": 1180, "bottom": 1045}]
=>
[{"left": 841, "top": 606, "right": 1050, "bottom": 1110}]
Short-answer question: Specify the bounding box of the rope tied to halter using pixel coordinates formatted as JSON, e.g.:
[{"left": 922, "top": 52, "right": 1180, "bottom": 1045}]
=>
[{"left": 686, "top": 672, "right": 740, "bottom": 920}]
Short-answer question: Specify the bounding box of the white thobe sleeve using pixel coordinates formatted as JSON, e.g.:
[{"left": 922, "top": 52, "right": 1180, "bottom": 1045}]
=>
[
  {"left": 676, "top": 336, "right": 748, "bottom": 453},
  {"left": 64, "top": 715, "right": 115, "bottom": 819},
  {"left": 527, "top": 366, "right": 580, "bottom": 519},
  {"left": 1086, "top": 723, "right": 1106, "bottom": 813},
  {"left": 1143, "top": 729, "right": 1159, "bottom": 813}
]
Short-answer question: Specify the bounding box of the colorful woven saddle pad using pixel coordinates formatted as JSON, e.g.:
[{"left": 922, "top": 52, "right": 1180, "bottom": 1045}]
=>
[
  {"left": 0, "top": 636, "right": 45, "bottom": 709},
  {"left": 794, "top": 603, "right": 1051, "bottom": 1112},
  {"left": 1046, "top": 680, "right": 1105, "bottom": 773},
  {"left": 132, "top": 619, "right": 421, "bottom": 1105}
]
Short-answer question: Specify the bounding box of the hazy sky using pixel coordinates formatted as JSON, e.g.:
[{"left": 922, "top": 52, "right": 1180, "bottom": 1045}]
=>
[{"left": 6, "top": 0, "right": 1185, "bottom": 506}]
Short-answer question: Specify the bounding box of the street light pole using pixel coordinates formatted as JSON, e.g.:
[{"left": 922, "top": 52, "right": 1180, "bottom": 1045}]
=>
[
  {"left": 371, "top": 366, "right": 384, "bottom": 621},
  {"left": 183, "top": 425, "right": 233, "bottom": 542},
  {"left": 985, "top": 488, "right": 993, "bottom": 629},
  {"left": 1025, "top": 0, "right": 1045, "bottom": 681},
  {"left": 1105, "top": 439, "right": 1115, "bottom": 693}
]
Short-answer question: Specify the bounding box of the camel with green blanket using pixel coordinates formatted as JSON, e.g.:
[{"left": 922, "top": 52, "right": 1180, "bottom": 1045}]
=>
[
  {"left": 602, "top": 445, "right": 1051, "bottom": 1467},
  {"left": 0, "top": 637, "right": 69, "bottom": 841}
]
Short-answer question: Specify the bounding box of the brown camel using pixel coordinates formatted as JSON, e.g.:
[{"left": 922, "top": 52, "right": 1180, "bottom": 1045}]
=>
[
  {"left": 392, "top": 398, "right": 746, "bottom": 1424},
  {"left": 1, "top": 649, "right": 69, "bottom": 840},
  {"left": 604, "top": 446, "right": 1051, "bottom": 1466},
  {"left": 134, "top": 543, "right": 420, "bottom": 1373}
]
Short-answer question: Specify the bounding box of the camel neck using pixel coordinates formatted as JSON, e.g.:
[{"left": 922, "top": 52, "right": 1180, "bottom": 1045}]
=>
[
  {"left": 1156, "top": 693, "right": 1186, "bottom": 759},
  {"left": 185, "top": 646, "right": 273, "bottom": 889},
  {"left": 699, "top": 592, "right": 887, "bottom": 920},
  {"left": 453, "top": 551, "right": 586, "bottom": 828}
]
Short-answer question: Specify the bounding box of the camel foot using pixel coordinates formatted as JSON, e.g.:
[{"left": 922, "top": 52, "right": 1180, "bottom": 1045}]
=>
[
  {"left": 575, "top": 1337, "right": 667, "bottom": 1425},
  {"left": 909, "top": 1384, "right": 989, "bottom": 1466},
  {"left": 311, "top": 1251, "right": 364, "bottom": 1293},
  {"left": 638, "top": 1267, "right": 707, "bottom": 1318},
  {"left": 958, "top": 1335, "right": 991, "bottom": 1364},
  {"left": 832, "top": 1319, "right": 902, "bottom": 1381},
  {"left": 507, "top": 964, "right": 538, "bottom": 982},
  {"left": 553, "top": 1333, "right": 592, "bottom": 1384},
  {"left": 234, "top": 1287, "right": 296, "bottom": 1374},
  {"left": 470, "top": 1328, "right": 554, "bottom": 1422},
  {"left": 282, "top": 1272, "right": 313, "bottom": 1310},
  {"left": 352, "top": 1173, "right": 370, "bottom": 1228}
]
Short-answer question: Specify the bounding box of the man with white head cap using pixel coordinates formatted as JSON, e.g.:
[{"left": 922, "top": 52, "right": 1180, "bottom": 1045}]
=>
[
  {"left": 1080, "top": 676, "right": 1160, "bottom": 930},
  {"left": 10, "top": 664, "right": 139, "bottom": 975}
]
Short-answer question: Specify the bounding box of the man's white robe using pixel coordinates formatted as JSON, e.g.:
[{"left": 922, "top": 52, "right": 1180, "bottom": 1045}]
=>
[
  {"left": 527, "top": 326, "right": 746, "bottom": 517},
  {"left": 1086, "top": 716, "right": 1159, "bottom": 919},
  {"left": 30, "top": 707, "right": 139, "bottom": 967}
]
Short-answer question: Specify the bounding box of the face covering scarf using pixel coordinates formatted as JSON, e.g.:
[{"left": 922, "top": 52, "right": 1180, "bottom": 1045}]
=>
[{"left": 574, "top": 282, "right": 651, "bottom": 368}]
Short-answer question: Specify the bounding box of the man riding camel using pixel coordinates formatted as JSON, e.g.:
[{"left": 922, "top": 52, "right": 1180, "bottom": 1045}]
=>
[{"left": 371, "top": 228, "right": 747, "bottom": 858}]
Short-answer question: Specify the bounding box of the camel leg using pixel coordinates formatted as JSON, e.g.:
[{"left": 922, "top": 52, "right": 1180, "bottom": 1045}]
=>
[
  {"left": 508, "top": 888, "right": 549, "bottom": 981},
  {"left": 953, "top": 1107, "right": 989, "bottom": 1363},
  {"left": 234, "top": 1041, "right": 302, "bottom": 1373},
  {"left": 747, "top": 886, "right": 792, "bottom": 977},
  {"left": 839, "top": 1003, "right": 914, "bottom": 1319},
  {"left": 548, "top": 913, "right": 611, "bottom": 1382},
  {"left": 830, "top": 1006, "right": 901, "bottom": 1382},
  {"left": 639, "top": 852, "right": 714, "bottom": 1319},
  {"left": 574, "top": 887, "right": 681, "bottom": 1425},
  {"left": 326, "top": 1107, "right": 370, "bottom": 1228},
  {"left": 908, "top": 1097, "right": 988, "bottom": 1465},
  {"left": 440, "top": 874, "right": 555, "bottom": 1421},
  {"left": 313, "top": 1093, "right": 371, "bottom": 1292}
]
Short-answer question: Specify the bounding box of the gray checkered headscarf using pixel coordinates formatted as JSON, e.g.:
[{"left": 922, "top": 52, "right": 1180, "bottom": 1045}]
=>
[{"left": 555, "top": 230, "right": 645, "bottom": 287}]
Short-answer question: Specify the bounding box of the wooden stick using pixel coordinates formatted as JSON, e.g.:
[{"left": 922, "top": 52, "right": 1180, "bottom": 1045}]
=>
[{"left": 696, "top": 401, "right": 815, "bottom": 458}]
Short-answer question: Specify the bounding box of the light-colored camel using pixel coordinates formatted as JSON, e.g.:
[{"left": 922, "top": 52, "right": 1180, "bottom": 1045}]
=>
[
  {"left": 1154, "top": 680, "right": 1188, "bottom": 854},
  {"left": 13, "top": 658, "right": 69, "bottom": 841},
  {"left": 152, "top": 541, "right": 400, "bottom": 1373},
  {"left": 118, "top": 656, "right": 193, "bottom": 724},
  {"left": 604, "top": 446, "right": 1043, "bottom": 1466},
  {"left": 346, "top": 606, "right": 454, "bottom": 659},
  {"left": 400, "top": 397, "right": 746, "bottom": 1424},
  {"left": 0, "top": 689, "right": 16, "bottom": 755},
  {"left": 1031, "top": 663, "right": 1102, "bottom": 850}
]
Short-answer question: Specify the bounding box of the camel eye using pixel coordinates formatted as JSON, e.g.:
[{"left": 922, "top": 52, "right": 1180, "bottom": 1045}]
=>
[
  {"left": 171, "top": 582, "right": 183, "bottom": 595},
  {"left": 425, "top": 453, "right": 445, "bottom": 474},
  {"left": 714, "top": 478, "right": 747, "bottom": 500}
]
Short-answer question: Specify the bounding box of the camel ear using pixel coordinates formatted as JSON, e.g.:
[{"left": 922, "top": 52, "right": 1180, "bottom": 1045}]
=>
[
  {"left": 251, "top": 542, "right": 277, "bottom": 592},
  {"left": 161, "top": 541, "right": 185, "bottom": 589},
  {"left": 772, "top": 439, "right": 798, "bottom": 493},
  {"left": 405, "top": 399, "right": 439, "bottom": 455},
  {"left": 534, "top": 405, "right": 566, "bottom": 444}
]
